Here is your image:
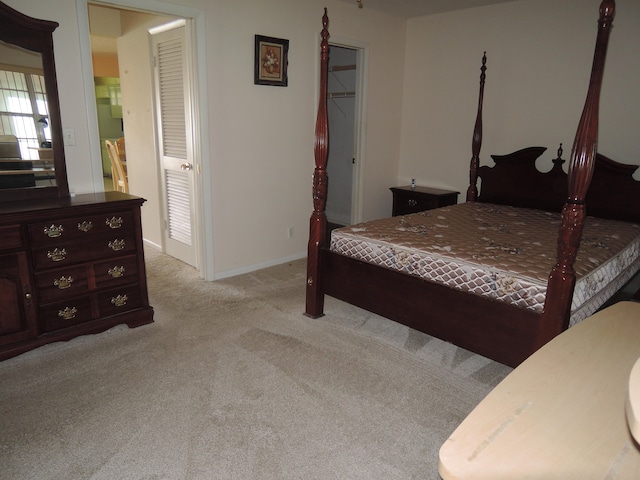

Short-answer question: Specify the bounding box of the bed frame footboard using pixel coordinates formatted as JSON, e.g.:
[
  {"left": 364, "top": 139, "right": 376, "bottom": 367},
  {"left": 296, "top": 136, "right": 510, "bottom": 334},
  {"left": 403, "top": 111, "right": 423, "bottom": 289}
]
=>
[{"left": 322, "top": 250, "right": 541, "bottom": 367}]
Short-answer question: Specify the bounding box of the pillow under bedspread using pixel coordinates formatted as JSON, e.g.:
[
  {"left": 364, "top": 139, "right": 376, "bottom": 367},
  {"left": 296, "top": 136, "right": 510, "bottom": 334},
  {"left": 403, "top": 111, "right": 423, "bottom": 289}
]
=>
[{"left": 329, "top": 202, "right": 640, "bottom": 326}]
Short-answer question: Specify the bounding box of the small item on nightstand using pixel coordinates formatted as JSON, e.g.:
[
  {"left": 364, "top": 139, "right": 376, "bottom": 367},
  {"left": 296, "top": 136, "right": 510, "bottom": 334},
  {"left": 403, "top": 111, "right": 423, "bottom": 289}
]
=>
[{"left": 411, "top": 178, "right": 415, "bottom": 189}]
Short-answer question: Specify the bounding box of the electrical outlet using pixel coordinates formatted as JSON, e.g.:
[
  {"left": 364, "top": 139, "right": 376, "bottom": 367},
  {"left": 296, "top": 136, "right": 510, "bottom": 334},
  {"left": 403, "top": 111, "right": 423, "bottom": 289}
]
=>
[
  {"left": 287, "top": 226, "right": 294, "bottom": 239},
  {"left": 63, "top": 128, "right": 76, "bottom": 146}
]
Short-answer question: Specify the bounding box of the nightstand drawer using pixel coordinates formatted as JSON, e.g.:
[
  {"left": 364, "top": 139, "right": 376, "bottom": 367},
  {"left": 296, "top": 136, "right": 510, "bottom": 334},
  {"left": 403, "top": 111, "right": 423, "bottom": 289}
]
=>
[{"left": 390, "top": 186, "right": 459, "bottom": 216}]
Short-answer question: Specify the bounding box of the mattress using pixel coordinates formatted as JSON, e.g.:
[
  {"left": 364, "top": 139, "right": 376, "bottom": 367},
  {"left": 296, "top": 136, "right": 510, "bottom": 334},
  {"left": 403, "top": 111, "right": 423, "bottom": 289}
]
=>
[{"left": 330, "top": 202, "right": 640, "bottom": 326}]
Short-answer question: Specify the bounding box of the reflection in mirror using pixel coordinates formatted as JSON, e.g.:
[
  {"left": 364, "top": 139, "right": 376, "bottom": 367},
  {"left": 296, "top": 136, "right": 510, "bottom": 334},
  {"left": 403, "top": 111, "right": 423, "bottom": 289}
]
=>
[
  {"left": 0, "top": 0, "right": 68, "bottom": 201},
  {"left": 0, "top": 39, "right": 55, "bottom": 189}
]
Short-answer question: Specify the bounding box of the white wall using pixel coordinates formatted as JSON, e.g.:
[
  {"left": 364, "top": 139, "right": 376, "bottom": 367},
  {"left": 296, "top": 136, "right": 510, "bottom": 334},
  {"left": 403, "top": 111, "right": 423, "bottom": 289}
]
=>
[
  {"left": 204, "top": 1, "right": 406, "bottom": 275},
  {"left": 399, "top": 0, "right": 640, "bottom": 197},
  {"left": 8, "top": 0, "right": 406, "bottom": 278}
]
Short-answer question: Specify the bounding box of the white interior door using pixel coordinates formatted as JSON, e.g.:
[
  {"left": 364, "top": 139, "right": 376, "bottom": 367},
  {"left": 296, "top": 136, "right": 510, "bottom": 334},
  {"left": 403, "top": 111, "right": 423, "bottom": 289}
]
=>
[{"left": 150, "top": 20, "right": 197, "bottom": 267}]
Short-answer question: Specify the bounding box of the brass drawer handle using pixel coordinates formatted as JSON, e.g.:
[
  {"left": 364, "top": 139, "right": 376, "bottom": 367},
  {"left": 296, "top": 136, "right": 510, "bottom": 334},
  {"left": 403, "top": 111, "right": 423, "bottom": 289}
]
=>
[
  {"left": 108, "top": 239, "right": 125, "bottom": 251},
  {"left": 111, "top": 294, "right": 128, "bottom": 307},
  {"left": 54, "top": 275, "right": 74, "bottom": 289},
  {"left": 408, "top": 199, "right": 417, "bottom": 207},
  {"left": 106, "top": 216, "right": 124, "bottom": 229},
  {"left": 44, "top": 224, "right": 64, "bottom": 238},
  {"left": 108, "top": 266, "right": 125, "bottom": 278},
  {"left": 77, "top": 221, "right": 93, "bottom": 232},
  {"left": 58, "top": 306, "right": 77, "bottom": 320},
  {"left": 47, "top": 248, "right": 67, "bottom": 262}
]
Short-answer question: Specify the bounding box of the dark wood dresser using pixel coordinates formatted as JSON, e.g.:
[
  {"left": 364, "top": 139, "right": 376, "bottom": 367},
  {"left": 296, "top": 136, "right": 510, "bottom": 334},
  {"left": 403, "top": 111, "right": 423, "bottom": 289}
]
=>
[
  {"left": 0, "top": 191, "right": 154, "bottom": 361},
  {"left": 390, "top": 185, "right": 459, "bottom": 216}
]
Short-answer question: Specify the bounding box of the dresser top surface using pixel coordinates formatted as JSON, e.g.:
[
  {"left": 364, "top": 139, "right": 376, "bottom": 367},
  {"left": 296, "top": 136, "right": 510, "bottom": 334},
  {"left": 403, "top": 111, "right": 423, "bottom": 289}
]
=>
[{"left": 0, "top": 192, "right": 145, "bottom": 217}]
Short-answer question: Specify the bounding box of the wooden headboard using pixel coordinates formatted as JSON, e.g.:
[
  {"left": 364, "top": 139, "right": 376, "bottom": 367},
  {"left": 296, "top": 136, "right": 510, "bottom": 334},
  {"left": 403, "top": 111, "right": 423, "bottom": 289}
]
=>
[
  {"left": 477, "top": 145, "right": 565, "bottom": 212},
  {"left": 476, "top": 145, "right": 640, "bottom": 224}
]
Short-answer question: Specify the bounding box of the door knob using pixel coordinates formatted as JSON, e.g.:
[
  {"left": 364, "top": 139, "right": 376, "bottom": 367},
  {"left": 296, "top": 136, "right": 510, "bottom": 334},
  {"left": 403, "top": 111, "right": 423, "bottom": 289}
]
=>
[{"left": 180, "top": 162, "right": 193, "bottom": 171}]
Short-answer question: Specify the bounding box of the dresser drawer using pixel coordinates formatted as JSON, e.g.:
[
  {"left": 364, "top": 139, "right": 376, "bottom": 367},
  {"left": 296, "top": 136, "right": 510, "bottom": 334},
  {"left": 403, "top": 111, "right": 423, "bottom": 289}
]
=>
[
  {"left": 97, "top": 284, "right": 142, "bottom": 317},
  {"left": 40, "top": 296, "right": 93, "bottom": 332},
  {"left": 0, "top": 225, "right": 22, "bottom": 250},
  {"left": 31, "top": 232, "right": 137, "bottom": 270},
  {"left": 94, "top": 255, "right": 139, "bottom": 289},
  {"left": 35, "top": 264, "right": 89, "bottom": 302},
  {"left": 28, "top": 211, "right": 135, "bottom": 246}
]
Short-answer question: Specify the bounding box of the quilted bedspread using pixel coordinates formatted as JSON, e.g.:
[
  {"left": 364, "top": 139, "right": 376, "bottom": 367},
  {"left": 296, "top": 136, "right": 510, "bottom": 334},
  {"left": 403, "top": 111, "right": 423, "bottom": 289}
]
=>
[{"left": 330, "top": 202, "right": 640, "bottom": 325}]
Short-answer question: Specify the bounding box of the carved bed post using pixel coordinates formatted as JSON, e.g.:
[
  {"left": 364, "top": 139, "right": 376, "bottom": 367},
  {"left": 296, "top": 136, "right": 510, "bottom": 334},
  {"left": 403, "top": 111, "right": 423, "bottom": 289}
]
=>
[
  {"left": 467, "top": 52, "right": 487, "bottom": 202},
  {"left": 305, "top": 9, "right": 330, "bottom": 318},
  {"left": 537, "top": 0, "right": 615, "bottom": 347}
]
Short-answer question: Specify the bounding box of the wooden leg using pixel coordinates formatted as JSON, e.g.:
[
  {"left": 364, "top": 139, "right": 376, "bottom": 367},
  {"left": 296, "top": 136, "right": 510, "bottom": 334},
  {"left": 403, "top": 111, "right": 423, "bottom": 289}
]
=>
[{"left": 305, "top": 214, "right": 325, "bottom": 318}]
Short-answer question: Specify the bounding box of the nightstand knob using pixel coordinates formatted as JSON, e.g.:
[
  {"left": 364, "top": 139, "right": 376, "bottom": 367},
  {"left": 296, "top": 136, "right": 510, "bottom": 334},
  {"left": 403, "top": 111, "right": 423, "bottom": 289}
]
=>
[{"left": 408, "top": 199, "right": 417, "bottom": 207}]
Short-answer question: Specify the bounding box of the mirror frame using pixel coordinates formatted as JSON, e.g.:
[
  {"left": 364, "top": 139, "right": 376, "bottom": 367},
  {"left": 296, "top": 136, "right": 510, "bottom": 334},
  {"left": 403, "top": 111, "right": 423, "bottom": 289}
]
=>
[{"left": 0, "top": 1, "right": 69, "bottom": 202}]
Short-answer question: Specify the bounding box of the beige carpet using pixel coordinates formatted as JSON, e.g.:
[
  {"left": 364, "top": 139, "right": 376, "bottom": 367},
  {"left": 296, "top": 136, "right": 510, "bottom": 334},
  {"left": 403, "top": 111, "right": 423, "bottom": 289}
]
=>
[{"left": 0, "top": 248, "right": 511, "bottom": 479}]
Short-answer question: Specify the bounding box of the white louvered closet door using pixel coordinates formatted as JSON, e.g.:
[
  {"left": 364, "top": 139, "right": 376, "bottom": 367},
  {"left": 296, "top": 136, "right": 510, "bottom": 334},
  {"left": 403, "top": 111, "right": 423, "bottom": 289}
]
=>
[{"left": 150, "top": 20, "right": 197, "bottom": 267}]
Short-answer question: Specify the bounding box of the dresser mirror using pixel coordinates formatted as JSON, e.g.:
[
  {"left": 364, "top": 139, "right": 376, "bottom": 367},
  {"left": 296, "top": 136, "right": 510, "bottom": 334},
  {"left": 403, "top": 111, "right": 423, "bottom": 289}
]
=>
[{"left": 0, "top": 0, "right": 69, "bottom": 202}]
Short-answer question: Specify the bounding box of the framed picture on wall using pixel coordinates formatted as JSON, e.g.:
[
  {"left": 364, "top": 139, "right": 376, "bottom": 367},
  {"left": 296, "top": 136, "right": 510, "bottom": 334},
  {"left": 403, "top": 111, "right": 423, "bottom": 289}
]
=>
[{"left": 254, "top": 35, "right": 289, "bottom": 87}]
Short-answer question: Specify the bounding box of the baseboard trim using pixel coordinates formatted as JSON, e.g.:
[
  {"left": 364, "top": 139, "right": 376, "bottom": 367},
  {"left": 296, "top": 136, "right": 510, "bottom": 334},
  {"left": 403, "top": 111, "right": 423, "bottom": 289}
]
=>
[{"left": 214, "top": 252, "right": 307, "bottom": 280}]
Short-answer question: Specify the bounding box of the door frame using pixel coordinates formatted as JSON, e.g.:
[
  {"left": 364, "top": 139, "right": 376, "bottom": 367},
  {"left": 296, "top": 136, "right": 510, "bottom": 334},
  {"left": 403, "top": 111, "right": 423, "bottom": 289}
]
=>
[
  {"left": 75, "top": 0, "right": 215, "bottom": 280},
  {"left": 327, "top": 36, "right": 368, "bottom": 225}
]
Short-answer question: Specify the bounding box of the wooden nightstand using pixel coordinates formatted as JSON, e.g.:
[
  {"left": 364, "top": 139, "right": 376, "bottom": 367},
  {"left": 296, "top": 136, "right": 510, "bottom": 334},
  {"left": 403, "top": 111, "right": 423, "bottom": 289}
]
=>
[{"left": 390, "top": 186, "right": 459, "bottom": 216}]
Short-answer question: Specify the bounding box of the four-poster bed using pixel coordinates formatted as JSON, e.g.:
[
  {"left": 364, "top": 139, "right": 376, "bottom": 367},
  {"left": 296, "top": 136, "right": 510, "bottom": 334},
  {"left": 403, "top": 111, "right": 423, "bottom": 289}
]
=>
[{"left": 305, "top": 0, "right": 639, "bottom": 367}]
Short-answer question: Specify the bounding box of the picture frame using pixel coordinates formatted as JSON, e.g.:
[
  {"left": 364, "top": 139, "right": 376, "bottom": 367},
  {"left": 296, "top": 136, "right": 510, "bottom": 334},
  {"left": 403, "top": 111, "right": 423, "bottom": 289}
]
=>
[{"left": 254, "top": 35, "right": 289, "bottom": 87}]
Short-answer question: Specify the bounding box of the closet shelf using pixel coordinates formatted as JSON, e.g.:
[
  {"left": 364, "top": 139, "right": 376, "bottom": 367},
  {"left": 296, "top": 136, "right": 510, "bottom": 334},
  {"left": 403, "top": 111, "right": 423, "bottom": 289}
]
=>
[
  {"left": 328, "top": 91, "right": 355, "bottom": 99},
  {"left": 329, "top": 64, "right": 356, "bottom": 72}
]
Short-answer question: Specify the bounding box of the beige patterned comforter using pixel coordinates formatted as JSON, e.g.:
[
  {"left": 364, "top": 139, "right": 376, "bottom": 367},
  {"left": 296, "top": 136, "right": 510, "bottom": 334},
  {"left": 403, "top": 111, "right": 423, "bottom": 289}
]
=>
[{"left": 330, "top": 202, "right": 640, "bottom": 326}]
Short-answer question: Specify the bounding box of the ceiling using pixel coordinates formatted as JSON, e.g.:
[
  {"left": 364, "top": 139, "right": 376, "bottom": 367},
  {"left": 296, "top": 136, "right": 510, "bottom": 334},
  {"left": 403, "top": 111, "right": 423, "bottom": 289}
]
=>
[{"left": 335, "top": 0, "right": 522, "bottom": 18}]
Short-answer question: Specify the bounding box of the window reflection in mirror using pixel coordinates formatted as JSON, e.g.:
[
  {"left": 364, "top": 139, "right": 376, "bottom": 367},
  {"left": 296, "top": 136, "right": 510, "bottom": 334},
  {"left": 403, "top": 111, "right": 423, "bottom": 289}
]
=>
[{"left": 0, "top": 39, "right": 55, "bottom": 189}]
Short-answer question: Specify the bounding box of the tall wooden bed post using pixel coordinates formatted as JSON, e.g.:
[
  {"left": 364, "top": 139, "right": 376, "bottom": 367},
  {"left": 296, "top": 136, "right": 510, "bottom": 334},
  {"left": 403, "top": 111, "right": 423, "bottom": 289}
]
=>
[
  {"left": 305, "top": 9, "right": 330, "bottom": 318},
  {"left": 536, "top": 0, "right": 615, "bottom": 348},
  {"left": 467, "top": 52, "right": 487, "bottom": 202}
]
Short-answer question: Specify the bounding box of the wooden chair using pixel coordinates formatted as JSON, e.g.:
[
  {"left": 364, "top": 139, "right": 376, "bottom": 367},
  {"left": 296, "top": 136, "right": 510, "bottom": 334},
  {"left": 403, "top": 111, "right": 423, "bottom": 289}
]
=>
[
  {"left": 115, "top": 136, "right": 126, "bottom": 162},
  {"left": 105, "top": 139, "right": 128, "bottom": 193}
]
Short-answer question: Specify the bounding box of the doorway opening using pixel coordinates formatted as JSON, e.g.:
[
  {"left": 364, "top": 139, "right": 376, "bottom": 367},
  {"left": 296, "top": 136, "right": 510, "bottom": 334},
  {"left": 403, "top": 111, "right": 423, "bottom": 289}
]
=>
[
  {"left": 84, "top": 1, "right": 206, "bottom": 272},
  {"left": 327, "top": 43, "right": 365, "bottom": 232}
]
